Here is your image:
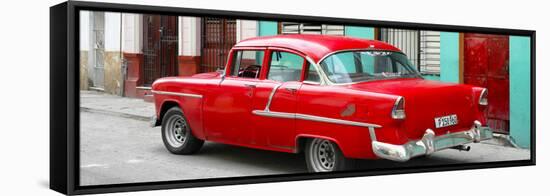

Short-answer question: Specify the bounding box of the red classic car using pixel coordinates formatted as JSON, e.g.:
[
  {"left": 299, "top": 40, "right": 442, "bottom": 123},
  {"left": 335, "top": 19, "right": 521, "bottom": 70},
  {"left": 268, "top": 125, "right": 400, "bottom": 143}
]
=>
[{"left": 151, "top": 34, "right": 493, "bottom": 172}]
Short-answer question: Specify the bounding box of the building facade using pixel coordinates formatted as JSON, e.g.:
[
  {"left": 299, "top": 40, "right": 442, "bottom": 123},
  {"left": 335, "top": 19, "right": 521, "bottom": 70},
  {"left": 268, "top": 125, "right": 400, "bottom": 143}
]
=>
[{"left": 79, "top": 12, "right": 531, "bottom": 148}]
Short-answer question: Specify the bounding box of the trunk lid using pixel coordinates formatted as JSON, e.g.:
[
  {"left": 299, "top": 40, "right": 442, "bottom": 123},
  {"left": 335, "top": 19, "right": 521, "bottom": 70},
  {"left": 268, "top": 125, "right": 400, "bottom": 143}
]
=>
[{"left": 349, "top": 78, "right": 476, "bottom": 139}]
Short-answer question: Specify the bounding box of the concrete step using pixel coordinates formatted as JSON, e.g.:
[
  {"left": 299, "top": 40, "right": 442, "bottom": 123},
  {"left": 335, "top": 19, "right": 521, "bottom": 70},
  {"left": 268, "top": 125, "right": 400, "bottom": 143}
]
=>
[{"left": 136, "top": 86, "right": 154, "bottom": 102}]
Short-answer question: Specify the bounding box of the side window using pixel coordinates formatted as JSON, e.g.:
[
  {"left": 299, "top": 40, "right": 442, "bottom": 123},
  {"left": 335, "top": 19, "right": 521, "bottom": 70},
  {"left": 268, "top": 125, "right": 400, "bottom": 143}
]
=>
[
  {"left": 230, "top": 50, "right": 264, "bottom": 79},
  {"left": 304, "top": 63, "right": 320, "bottom": 83},
  {"left": 267, "top": 51, "right": 305, "bottom": 82}
]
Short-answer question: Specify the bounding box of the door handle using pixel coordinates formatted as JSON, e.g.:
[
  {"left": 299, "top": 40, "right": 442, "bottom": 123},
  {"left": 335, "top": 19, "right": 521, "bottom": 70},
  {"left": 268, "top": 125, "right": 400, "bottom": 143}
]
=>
[
  {"left": 244, "top": 84, "right": 256, "bottom": 88},
  {"left": 284, "top": 86, "right": 298, "bottom": 93}
]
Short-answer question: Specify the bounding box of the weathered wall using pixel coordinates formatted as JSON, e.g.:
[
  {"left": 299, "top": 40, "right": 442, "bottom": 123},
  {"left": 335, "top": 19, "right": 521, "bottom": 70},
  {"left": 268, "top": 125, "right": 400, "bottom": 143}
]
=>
[
  {"left": 80, "top": 51, "right": 89, "bottom": 90},
  {"left": 122, "top": 13, "right": 144, "bottom": 97},
  {"left": 178, "top": 16, "right": 202, "bottom": 76},
  {"left": 102, "top": 13, "right": 122, "bottom": 95},
  {"left": 103, "top": 51, "right": 123, "bottom": 95},
  {"left": 237, "top": 20, "right": 259, "bottom": 42},
  {"left": 79, "top": 11, "right": 123, "bottom": 95}
]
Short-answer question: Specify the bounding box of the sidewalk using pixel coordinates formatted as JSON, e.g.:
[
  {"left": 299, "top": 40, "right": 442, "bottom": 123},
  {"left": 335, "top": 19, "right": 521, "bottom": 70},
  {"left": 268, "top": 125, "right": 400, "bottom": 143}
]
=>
[{"left": 80, "top": 90, "right": 155, "bottom": 121}]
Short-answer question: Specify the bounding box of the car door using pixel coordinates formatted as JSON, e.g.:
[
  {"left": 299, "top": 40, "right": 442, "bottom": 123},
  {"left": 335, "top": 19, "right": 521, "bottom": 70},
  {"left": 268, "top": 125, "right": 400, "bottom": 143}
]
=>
[
  {"left": 203, "top": 48, "right": 266, "bottom": 144},
  {"left": 251, "top": 48, "right": 308, "bottom": 150}
]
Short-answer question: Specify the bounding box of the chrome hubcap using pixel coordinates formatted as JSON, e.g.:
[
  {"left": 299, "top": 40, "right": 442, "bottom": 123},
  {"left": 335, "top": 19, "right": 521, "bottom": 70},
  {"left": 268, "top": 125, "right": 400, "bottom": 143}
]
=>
[
  {"left": 310, "top": 138, "right": 336, "bottom": 171},
  {"left": 165, "top": 115, "right": 188, "bottom": 148}
]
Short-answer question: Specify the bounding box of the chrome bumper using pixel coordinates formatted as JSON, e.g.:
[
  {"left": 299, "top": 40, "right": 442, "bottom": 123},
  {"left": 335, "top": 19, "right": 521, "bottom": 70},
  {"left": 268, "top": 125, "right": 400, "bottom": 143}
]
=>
[{"left": 369, "top": 121, "right": 493, "bottom": 162}]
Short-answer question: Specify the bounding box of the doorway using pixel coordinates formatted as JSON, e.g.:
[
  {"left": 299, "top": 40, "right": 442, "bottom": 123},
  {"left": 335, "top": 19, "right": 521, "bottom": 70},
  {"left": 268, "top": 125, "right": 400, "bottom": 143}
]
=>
[
  {"left": 142, "top": 15, "right": 179, "bottom": 86},
  {"left": 200, "top": 18, "right": 236, "bottom": 73}
]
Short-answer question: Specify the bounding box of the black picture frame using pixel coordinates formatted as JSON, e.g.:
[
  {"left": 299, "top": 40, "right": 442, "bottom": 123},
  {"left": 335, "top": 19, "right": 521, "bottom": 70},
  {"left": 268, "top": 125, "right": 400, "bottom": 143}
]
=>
[{"left": 50, "top": 1, "right": 536, "bottom": 195}]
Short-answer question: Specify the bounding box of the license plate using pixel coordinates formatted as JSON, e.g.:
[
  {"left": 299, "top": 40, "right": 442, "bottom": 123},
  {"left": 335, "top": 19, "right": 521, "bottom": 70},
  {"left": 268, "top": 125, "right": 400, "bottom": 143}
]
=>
[{"left": 434, "top": 114, "right": 458, "bottom": 128}]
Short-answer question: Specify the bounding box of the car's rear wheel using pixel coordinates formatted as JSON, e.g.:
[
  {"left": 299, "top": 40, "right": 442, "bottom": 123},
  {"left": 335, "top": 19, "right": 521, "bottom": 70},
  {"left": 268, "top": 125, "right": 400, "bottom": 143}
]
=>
[
  {"left": 161, "top": 107, "right": 204, "bottom": 154},
  {"left": 305, "top": 138, "right": 355, "bottom": 172}
]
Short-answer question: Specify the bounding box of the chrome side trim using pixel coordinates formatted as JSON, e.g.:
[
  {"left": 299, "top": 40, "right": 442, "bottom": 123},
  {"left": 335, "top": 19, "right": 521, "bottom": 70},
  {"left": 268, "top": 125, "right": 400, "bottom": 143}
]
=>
[
  {"left": 255, "top": 82, "right": 380, "bottom": 128},
  {"left": 264, "top": 83, "right": 283, "bottom": 111},
  {"left": 253, "top": 110, "right": 295, "bottom": 119},
  {"left": 252, "top": 110, "right": 382, "bottom": 128},
  {"left": 303, "top": 81, "right": 321, "bottom": 85},
  {"left": 151, "top": 90, "right": 203, "bottom": 98}
]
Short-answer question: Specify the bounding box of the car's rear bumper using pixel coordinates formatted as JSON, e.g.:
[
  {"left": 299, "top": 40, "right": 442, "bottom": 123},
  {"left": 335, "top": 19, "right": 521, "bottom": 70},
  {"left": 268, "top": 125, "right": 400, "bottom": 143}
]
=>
[{"left": 369, "top": 121, "right": 493, "bottom": 162}]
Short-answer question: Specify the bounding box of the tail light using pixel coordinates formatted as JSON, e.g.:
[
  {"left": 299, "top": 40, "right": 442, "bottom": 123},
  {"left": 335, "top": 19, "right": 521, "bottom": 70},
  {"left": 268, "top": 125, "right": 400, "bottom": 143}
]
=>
[
  {"left": 391, "top": 96, "right": 406, "bottom": 119},
  {"left": 479, "top": 88, "right": 488, "bottom": 106}
]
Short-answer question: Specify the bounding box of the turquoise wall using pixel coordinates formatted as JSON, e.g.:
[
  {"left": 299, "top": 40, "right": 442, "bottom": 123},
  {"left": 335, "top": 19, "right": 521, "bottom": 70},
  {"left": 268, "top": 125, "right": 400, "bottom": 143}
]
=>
[
  {"left": 258, "top": 21, "right": 278, "bottom": 36},
  {"left": 439, "top": 32, "right": 460, "bottom": 83},
  {"left": 344, "top": 26, "right": 375, "bottom": 39},
  {"left": 423, "top": 75, "right": 441, "bottom": 81},
  {"left": 509, "top": 36, "right": 531, "bottom": 148}
]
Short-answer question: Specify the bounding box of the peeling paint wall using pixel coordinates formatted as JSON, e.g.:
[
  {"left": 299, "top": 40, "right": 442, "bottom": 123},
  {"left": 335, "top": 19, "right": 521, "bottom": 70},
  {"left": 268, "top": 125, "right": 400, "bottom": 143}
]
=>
[
  {"left": 80, "top": 51, "right": 89, "bottom": 90},
  {"left": 103, "top": 51, "right": 123, "bottom": 95},
  {"left": 80, "top": 11, "right": 123, "bottom": 95},
  {"left": 237, "top": 20, "right": 258, "bottom": 42}
]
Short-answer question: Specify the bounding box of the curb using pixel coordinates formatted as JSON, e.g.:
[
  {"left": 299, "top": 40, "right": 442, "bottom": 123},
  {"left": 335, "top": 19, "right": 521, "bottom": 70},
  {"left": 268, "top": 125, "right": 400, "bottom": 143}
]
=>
[{"left": 80, "top": 107, "right": 151, "bottom": 122}]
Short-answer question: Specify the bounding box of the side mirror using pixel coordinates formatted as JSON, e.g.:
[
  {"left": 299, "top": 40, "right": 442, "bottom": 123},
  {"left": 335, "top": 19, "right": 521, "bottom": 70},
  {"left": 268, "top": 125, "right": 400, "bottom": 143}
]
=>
[
  {"left": 217, "top": 67, "right": 226, "bottom": 81},
  {"left": 216, "top": 65, "right": 225, "bottom": 73}
]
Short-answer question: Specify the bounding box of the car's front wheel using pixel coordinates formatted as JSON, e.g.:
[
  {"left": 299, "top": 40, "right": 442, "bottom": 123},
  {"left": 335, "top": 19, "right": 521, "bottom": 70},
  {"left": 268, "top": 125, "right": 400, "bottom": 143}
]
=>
[
  {"left": 305, "top": 138, "right": 355, "bottom": 172},
  {"left": 161, "top": 107, "right": 204, "bottom": 154}
]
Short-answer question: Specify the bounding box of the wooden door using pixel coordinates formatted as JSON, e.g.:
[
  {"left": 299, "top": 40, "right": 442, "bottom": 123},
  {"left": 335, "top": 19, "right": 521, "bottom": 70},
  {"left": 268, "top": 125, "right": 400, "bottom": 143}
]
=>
[
  {"left": 463, "top": 33, "right": 510, "bottom": 133},
  {"left": 142, "top": 15, "right": 178, "bottom": 86},
  {"left": 200, "top": 18, "right": 236, "bottom": 73}
]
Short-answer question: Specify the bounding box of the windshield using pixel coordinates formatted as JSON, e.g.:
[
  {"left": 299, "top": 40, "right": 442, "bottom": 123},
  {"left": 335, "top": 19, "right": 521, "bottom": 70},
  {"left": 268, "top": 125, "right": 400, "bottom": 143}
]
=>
[{"left": 319, "top": 50, "right": 421, "bottom": 84}]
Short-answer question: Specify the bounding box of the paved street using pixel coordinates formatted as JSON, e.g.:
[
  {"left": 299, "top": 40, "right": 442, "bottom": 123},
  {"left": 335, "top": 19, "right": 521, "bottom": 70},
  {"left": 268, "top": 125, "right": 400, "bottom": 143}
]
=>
[{"left": 79, "top": 91, "right": 530, "bottom": 186}]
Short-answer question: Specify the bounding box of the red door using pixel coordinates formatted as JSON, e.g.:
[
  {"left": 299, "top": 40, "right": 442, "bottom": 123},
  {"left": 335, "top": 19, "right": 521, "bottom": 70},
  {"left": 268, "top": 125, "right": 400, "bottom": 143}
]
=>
[
  {"left": 202, "top": 49, "right": 265, "bottom": 144},
  {"left": 206, "top": 78, "right": 257, "bottom": 143},
  {"left": 463, "top": 33, "right": 509, "bottom": 133},
  {"left": 142, "top": 15, "right": 178, "bottom": 86},
  {"left": 201, "top": 18, "right": 236, "bottom": 73},
  {"left": 252, "top": 81, "right": 301, "bottom": 150}
]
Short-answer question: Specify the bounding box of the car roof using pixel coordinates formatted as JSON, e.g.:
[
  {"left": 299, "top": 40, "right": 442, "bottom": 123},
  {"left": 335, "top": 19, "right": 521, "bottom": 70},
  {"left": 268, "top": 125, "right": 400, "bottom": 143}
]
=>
[{"left": 234, "top": 34, "right": 402, "bottom": 62}]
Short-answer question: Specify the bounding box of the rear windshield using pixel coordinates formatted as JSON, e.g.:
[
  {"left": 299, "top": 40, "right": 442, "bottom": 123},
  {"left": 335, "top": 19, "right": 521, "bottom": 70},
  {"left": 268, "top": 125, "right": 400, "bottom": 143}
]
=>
[{"left": 319, "top": 50, "right": 421, "bottom": 84}]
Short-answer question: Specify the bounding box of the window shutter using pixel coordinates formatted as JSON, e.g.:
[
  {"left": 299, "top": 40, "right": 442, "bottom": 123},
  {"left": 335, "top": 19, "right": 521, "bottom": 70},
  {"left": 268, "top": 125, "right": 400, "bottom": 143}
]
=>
[
  {"left": 380, "top": 28, "right": 441, "bottom": 75},
  {"left": 281, "top": 22, "right": 344, "bottom": 35},
  {"left": 419, "top": 31, "right": 441, "bottom": 74}
]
